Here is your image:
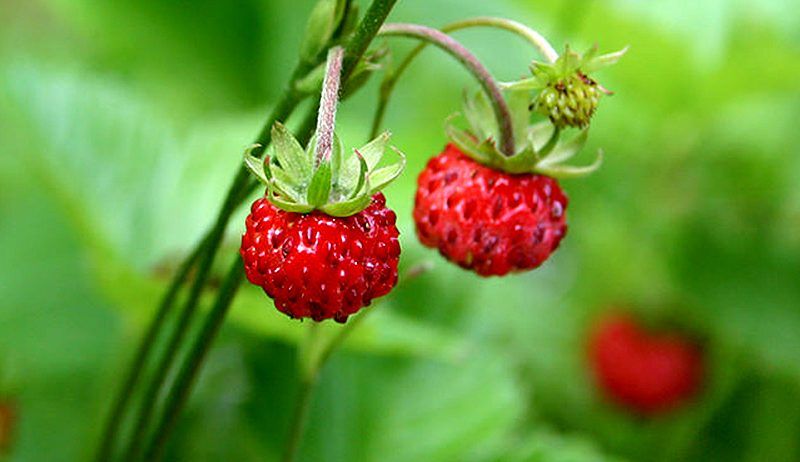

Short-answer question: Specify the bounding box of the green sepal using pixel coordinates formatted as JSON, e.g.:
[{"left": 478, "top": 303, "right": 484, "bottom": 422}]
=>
[
  {"left": 295, "top": 63, "right": 326, "bottom": 94},
  {"left": 537, "top": 128, "right": 588, "bottom": 168},
  {"left": 342, "top": 45, "right": 389, "bottom": 99},
  {"left": 272, "top": 122, "right": 312, "bottom": 179},
  {"left": 307, "top": 161, "right": 332, "bottom": 206},
  {"left": 300, "top": 0, "right": 347, "bottom": 63},
  {"left": 242, "top": 123, "right": 405, "bottom": 217},
  {"left": 243, "top": 144, "right": 269, "bottom": 185},
  {"left": 583, "top": 46, "right": 629, "bottom": 74},
  {"left": 534, "top": 149, "right": 603, "bottom": 178},
  {"left": 358, "top": 130, "right": 390, "bottom": 170},
  {"left": 348, "top": 149, "right": 369, "bottom": 199},
  {"left": 319, "top": 194, "right": 372, "bottom": 217},
  {"left": 269, "top": 189, "right": 314, "bottom": 213},
  {"left": 369, "top": 146, "right": 406, "bottom": 191}
]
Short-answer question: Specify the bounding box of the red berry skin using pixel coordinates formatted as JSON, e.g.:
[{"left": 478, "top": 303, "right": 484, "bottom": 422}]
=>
[
  {"left": 588, "top": 314, "right": 704, "bottom": 416},
  {"left": 241, "top": 193, "right": 400, "bottom": 323},
  {"left": 413, "top": 144, "right": 568, "bottom": 276},
  {"left": 0, "top": 400, "right": 14, "bottom": 453}
]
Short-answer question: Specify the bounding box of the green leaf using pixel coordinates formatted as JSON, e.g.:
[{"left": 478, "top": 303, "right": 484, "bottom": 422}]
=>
[
  {"left": 307, "top": 161, "right": 332, "bottom": 206},
  {"left": 368, "top": 147, "right": 406, "bottom": 192},
  {"left": 271, "top": 122, "right": 311, "bottom": 180}
]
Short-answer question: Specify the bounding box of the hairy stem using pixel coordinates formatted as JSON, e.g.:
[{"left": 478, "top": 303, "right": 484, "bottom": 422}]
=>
[
  {"left": 314, "top": 46, "right": 345, "bottom": 164},
  {"left": 378, "top": 23, "right": 516, "bottom": 155},
  {"left": 371, "top": 17, "right": 557, "bottom": 139}
]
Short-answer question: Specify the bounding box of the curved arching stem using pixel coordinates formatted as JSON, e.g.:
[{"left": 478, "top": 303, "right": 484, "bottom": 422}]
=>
[
  {"left": 446, "top": 16, "right": 558, "bottom": 62},
  {"left": 370, "top": 17, "right": 558, "bottom": 141},
  {"left": 378, "top": 23, "right": 516, "bottom": 156}
]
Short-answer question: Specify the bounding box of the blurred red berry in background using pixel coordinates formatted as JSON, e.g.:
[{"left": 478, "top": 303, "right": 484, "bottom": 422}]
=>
[{"left": 588, "top": 313, "right": 704, "bottom": 416}]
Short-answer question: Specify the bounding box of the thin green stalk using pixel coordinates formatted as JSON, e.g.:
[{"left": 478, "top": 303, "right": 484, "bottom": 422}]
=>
[
  {"left": 378, "top": 23, "right": 516, "bottom": 155},
  {"left": 121, "top": 71, "right": 312, "bottom": 462},
  {"left": 280, "top": 376, "right": 318, "bottom": 462},
  {"left": 370, "top": 17, "right": 557, "bottom": 138},
  {"left": 94, "top": 238, "right": 206, "bottom": 462},
  {"left": 136, "top": 1, "right": 399, "bottom": 459},
  {"left": 278, "top": 261, "right": 432, "bottom": 462},
  {"left": 143, "top": 260, "right": 246, "bottom": 462}
]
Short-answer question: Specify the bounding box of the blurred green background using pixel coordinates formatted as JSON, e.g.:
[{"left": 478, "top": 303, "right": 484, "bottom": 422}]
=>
[{"left": 1, "top": 0, "right": 800, "bottom": 461}]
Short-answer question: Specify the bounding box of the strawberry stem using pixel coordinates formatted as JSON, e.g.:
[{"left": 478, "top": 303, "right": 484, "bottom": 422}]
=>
[
  {"left": 314, "top": 46, "right": 345, "bottom": 165},
  {"left": 371, "top": 17, "right": 557, "bottom": 140},
  {"left": 378, "top": 23, "right": 516, "bottom": 156}
]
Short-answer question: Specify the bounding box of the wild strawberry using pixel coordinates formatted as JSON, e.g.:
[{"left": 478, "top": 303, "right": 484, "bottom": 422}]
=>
[
  {"left": 416, "top": 79, "right": 604, "bottom": 276},
  {"left": 414, "top": 144, "right": 567, "bottom": 276},
  {"left": 0, "top": 400, "right": 14, "bottom": 453},
  {"left": 588, "top": 314, "right": 704, "bottom": 416},
  {"left": 241, "top": 121, "right": 405, "bottom": 322},
  {"left": 242, "top": 193, "right": 400, "bottom": 323}
]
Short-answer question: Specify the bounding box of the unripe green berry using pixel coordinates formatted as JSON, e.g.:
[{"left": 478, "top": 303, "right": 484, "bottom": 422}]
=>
[{"left": 534, "top": 72, "right": 600, "bottom": 129}]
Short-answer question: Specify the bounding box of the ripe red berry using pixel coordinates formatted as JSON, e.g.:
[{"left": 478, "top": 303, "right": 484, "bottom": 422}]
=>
[
  {"left": 241, "top": 193, "right": 400, "bottom": 323},
  {"left": 413, "top": 144, "right": 568, "bottom": 276},
  {"left": 0, "top": 400, "right": 14, "bottom": 453},
  {"left": 588, "top": 314, "right": 704, "bottom": 415}
]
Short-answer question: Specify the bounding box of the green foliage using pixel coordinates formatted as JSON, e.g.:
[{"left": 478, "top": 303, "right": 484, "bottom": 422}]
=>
[{"left": 1, "top": 0, "right": 800, "bottom": 461}]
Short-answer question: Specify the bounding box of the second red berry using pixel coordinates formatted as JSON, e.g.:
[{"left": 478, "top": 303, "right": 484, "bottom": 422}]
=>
[{"left": 413, "top": 144, "right": 568, "bottom": 276}]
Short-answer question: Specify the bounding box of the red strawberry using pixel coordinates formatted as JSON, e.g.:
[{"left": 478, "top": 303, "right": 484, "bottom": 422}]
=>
[
  {"left": 413, "top": 144, "right": 568, "bottom": 276},
  {"left": 0, "top": 400, "right": 14, "bottom": 453},
  {"left": 588, "top": 314, "right": 704, "bottom": 415},
  {"left": 241, "top": 193, "right": 400, "bottom": 323}
]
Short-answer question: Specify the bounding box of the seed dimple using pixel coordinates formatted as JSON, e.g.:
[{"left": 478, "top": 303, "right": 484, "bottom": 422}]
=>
[
  {"left": 427, "top": 179, "right": 440, "bottom": 193},
  {"left": 482, "top": 235, "right": 499, "bottom": 253},
  {"left": 552, "top": 201, "right": 564, "bottom": 218},
  {"left": 532, "top": 223, "right": 546, "bottom": 244},
  {"left": 281, "top": 238, "right": 293, "bottom": 257},
  {"left": 463, "top": 199, "right": 477, "bottom": 220},
  {"left": 302, "top": 227, "right": 316, "bottom": 247},
  {"left": 444, "top": 170, "right": 458, "bottom": 185},
  {"left": 509, "top": 192, "right": 522, "bottom": 208},
  {"left": 428, "top": 209, "right": 440, "bottom": 226},
  {"left": 446, "top": 195, "right": 457, "bottom": 210},
  {"left": 446, "top": 228, "right": 458, "bottom": 245},
  {"left": 492, "top": 197, "right": 504, "bottom": 219}
]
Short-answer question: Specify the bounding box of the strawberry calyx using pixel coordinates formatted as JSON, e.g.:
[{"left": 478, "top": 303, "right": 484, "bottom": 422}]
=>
[
  {"left": 446, "top": 89, "right": 602, "bottom": 179},
  {"left": 446, "top": 44, "right": 626, "bottom": 179},
  {"left": 244, "top": 123, "right": 405, "bottom": 217}
]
